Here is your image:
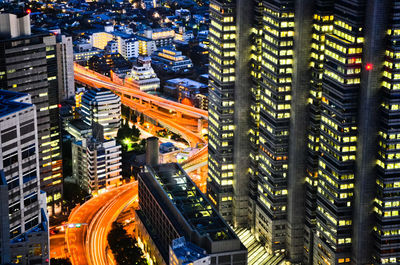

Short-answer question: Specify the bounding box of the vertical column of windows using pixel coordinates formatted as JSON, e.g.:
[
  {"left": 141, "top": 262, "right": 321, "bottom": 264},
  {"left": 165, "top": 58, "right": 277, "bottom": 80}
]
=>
[
  {"left": 374, "top": 2, "right": 400, "bottom": 264},
  {"left": 249, "top": 0, "right": 263, "bottom": 225},
  {"left": 207, "top": 0, "right": 237, "bottom": 222},
  {"left": 304, "top": 2, "right": 334, "bottom": 262}
]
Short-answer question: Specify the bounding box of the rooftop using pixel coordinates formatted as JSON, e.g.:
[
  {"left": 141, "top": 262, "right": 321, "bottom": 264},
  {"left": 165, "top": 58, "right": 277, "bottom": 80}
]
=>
[
  {"left": 171, "top": 237, "right": 209, "bottom": 264},
  {"left": 0, "top": 90, "right": 33, "bottom": 118},
  {"left": 166, "top": 78, "right": 207, "bottom": 89},
  {"left": 150, "top": 163, "right": 237, "bottom": 242}
]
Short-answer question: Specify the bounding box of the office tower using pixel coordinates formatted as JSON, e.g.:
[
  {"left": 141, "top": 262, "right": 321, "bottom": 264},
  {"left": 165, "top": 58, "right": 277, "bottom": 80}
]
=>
[
  {"left": 0, "top": 90, "right": 49, "bottom": 265},
  {"left": 81, "top": 88, "right": 121, "bottom": 139},
  {"left": 208, "top": 0, "right": 399, "bottom": 264},
  {"left": 0, "top": 13, "right": 63, "bottom": 216},
  {"left": 56, "top": 35, "right": 75, "bottom": 100},
  {"left": 208, "top": 0, "right": 239, "bottom": 224},
  {"left": 72, "top": 135, "right": 122, "bottom": 195}
]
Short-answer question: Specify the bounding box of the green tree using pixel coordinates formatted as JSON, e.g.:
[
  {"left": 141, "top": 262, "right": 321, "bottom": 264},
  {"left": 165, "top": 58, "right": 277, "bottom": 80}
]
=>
[
  {"left": 116, "top": 123, "right": 141, "bottom": 152},
  {"left": 63, "top": 182, "right": 90, "bottom": 212},
  {"left": 108, "top": 222, "right": 147, "bottom": 265}
]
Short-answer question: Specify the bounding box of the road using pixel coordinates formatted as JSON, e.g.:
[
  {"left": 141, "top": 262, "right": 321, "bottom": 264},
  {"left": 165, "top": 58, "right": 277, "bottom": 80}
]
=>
[
  {"left": 61, "top": 65, "right": 209, "bottom": 265},
  {"left": 75, "top": 64, "right": 208, "bottom": 172},
  {"left": 74, "top": 63, "right": 208, "bottom": 119},
  {"left": 66, "top": 183, "right": 136, "bottom": 265},
  {"left": 87, "top": 183, "right": 138, "bottom": 265},
  {"left": 50, "top": 233, "right": 67, "bottom": 259}
]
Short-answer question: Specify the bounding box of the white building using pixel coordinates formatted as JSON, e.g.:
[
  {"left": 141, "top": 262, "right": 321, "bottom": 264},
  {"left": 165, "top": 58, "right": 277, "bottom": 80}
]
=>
[
  {"left": 72, "top": 137, "right": 122, "bottom": 195},
  {"left": 0, "top": 90, "right": 49, "bottom": 265},
  {"left": 152, "top": 48, "right": 193, "bottom": 72},
  {"left": 56, "top": 35, "right": 75, "bottom": 100},
  {"left": 118, "top": 37, "right": 139, "bottom": 59},
  {"left": 126, "top": 57, "right": 160, "bottom": 92},
  {"left": 91, "top": 31, "right": 141, "bottom": 60},
  {"left": 105, "top": 40, "right": 119, "bottom": 54},
  {"left": 137, "top": 36, "right": 157, "bottom": 56},
  {"left": 81, "top": 88, "right": 121, "bottom": 139}
]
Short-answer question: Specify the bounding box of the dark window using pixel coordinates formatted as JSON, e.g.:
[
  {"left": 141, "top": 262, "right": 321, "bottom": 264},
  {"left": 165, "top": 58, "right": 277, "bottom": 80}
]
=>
[
  {"left": 7, "top": 178, "right": 19, "bottom": 190},
  {"left": 3, "top": 141, "right": 17, "bottom": 152},
  {"left": 20, "top": 122, "right": 34, "bottom": 136},
  {"left": 23, "top": 171, "right": 37, "bottom": 184},
  {"left": 24, "top": 216, "right": 38, "bottom": 231},
  {"left": 22, "top": 146, "right": 35, "bottom": 160},
  {"left": 9, "top": 203, "right": 20, "bottom": 215},
  {"left": 1, "top": 129, "right": 16, "bottom": 143},
  {"left": 21, "top": 134, "right": 34, "bottom": 145},
  {"left": 24, "top": 195, "right": 37, "bottom": 207},
  {"left": 3, "top": 154, "right": 18, "bottom": 167}
]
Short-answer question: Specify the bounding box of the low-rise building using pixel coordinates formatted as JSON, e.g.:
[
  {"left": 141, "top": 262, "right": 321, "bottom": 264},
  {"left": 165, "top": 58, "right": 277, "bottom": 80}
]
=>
[
  {"left": 88, "top": 52, "right": 131, "bottom": 76},
  {"left": 141, "top": 0, "right": 159, "bottom": 9},
  {"left": 195, "top": 93, "right": 208, "bottom": 111},
  {"left": 136, "top": 163, "right": 247, "bottom": 265},
  {"left": 74, "top": 45, "right": 104, "bottom": 65},
  {"left": 152, "top": 48, "right": 193, "bottom": 73},
  {"left": 159, "top": 142, "right": 180, "bottom": 164},
  {"left": 125, "top": 57, "right": 160, "bottom": 92},
  {"left": 164, "top": 78, "right": 207, "bottom": 103},
  {"left": 142, "top": 28, "right": 175, "bottom": 48}
]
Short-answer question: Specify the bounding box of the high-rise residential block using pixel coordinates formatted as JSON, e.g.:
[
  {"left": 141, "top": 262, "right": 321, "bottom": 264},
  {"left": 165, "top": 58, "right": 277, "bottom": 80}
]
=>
[
  {"left": 0, "top": 90, "right": 49, "bottom": 265},
  {"left": 72, "top": 136, "right": 122, "bottom": 195},
  {"left": 81, "top": 88, "right": 121, "bottom": 139},
  {"left": 208, "top": 0, "right": 400, "bottom": 264},
  {"left": 0, "top": 13, "right": 63, "bottom": 216}
]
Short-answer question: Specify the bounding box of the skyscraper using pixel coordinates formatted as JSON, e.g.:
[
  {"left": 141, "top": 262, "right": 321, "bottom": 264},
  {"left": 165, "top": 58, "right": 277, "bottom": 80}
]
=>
[
  {"left": 208, "top": 0, "right": 400, "bottom": 264},
  {"left": 0, "top": 13, "right": 64, "bottom": 216},
  {"left": 0, "top": 90, "right": 49, "bottom": 265}
]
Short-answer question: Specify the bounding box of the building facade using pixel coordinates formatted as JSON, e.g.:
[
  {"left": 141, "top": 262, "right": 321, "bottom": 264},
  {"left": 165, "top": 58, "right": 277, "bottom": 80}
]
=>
[
  {"left": 72, "top": 137, "right": 122, "bottom": 195},
  {"left": 151, "top": 48, "right": 193, "bottom": 72},
  {"left": 56, "top": 35, "right": 74, "bottom": 100},
  {"left": 125, "top": 57, "right": 160, "bottom": 92},
  {"left": 0, "top": 90, "right": 49, "bottom": 265},
  {"left": 81, "top": 88, "right": 121, "bottom": 139},
  {"left": 208, "top": 0, "right": 400, "bottom": 264},
  {"left": 0, "top": 13, "right": 63, "bottom": 216}
]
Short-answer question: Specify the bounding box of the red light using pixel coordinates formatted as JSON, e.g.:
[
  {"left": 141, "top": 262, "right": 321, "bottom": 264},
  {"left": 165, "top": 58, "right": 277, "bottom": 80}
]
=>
[
  {"left": 365, "top": 63, "right": 373, "bottom": 71},
  {"left": 58, "top": 104, "right": 62, "bottom": 108},
  {"left": 26, "top": 9, "right": 31, "bottom": 14}
]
